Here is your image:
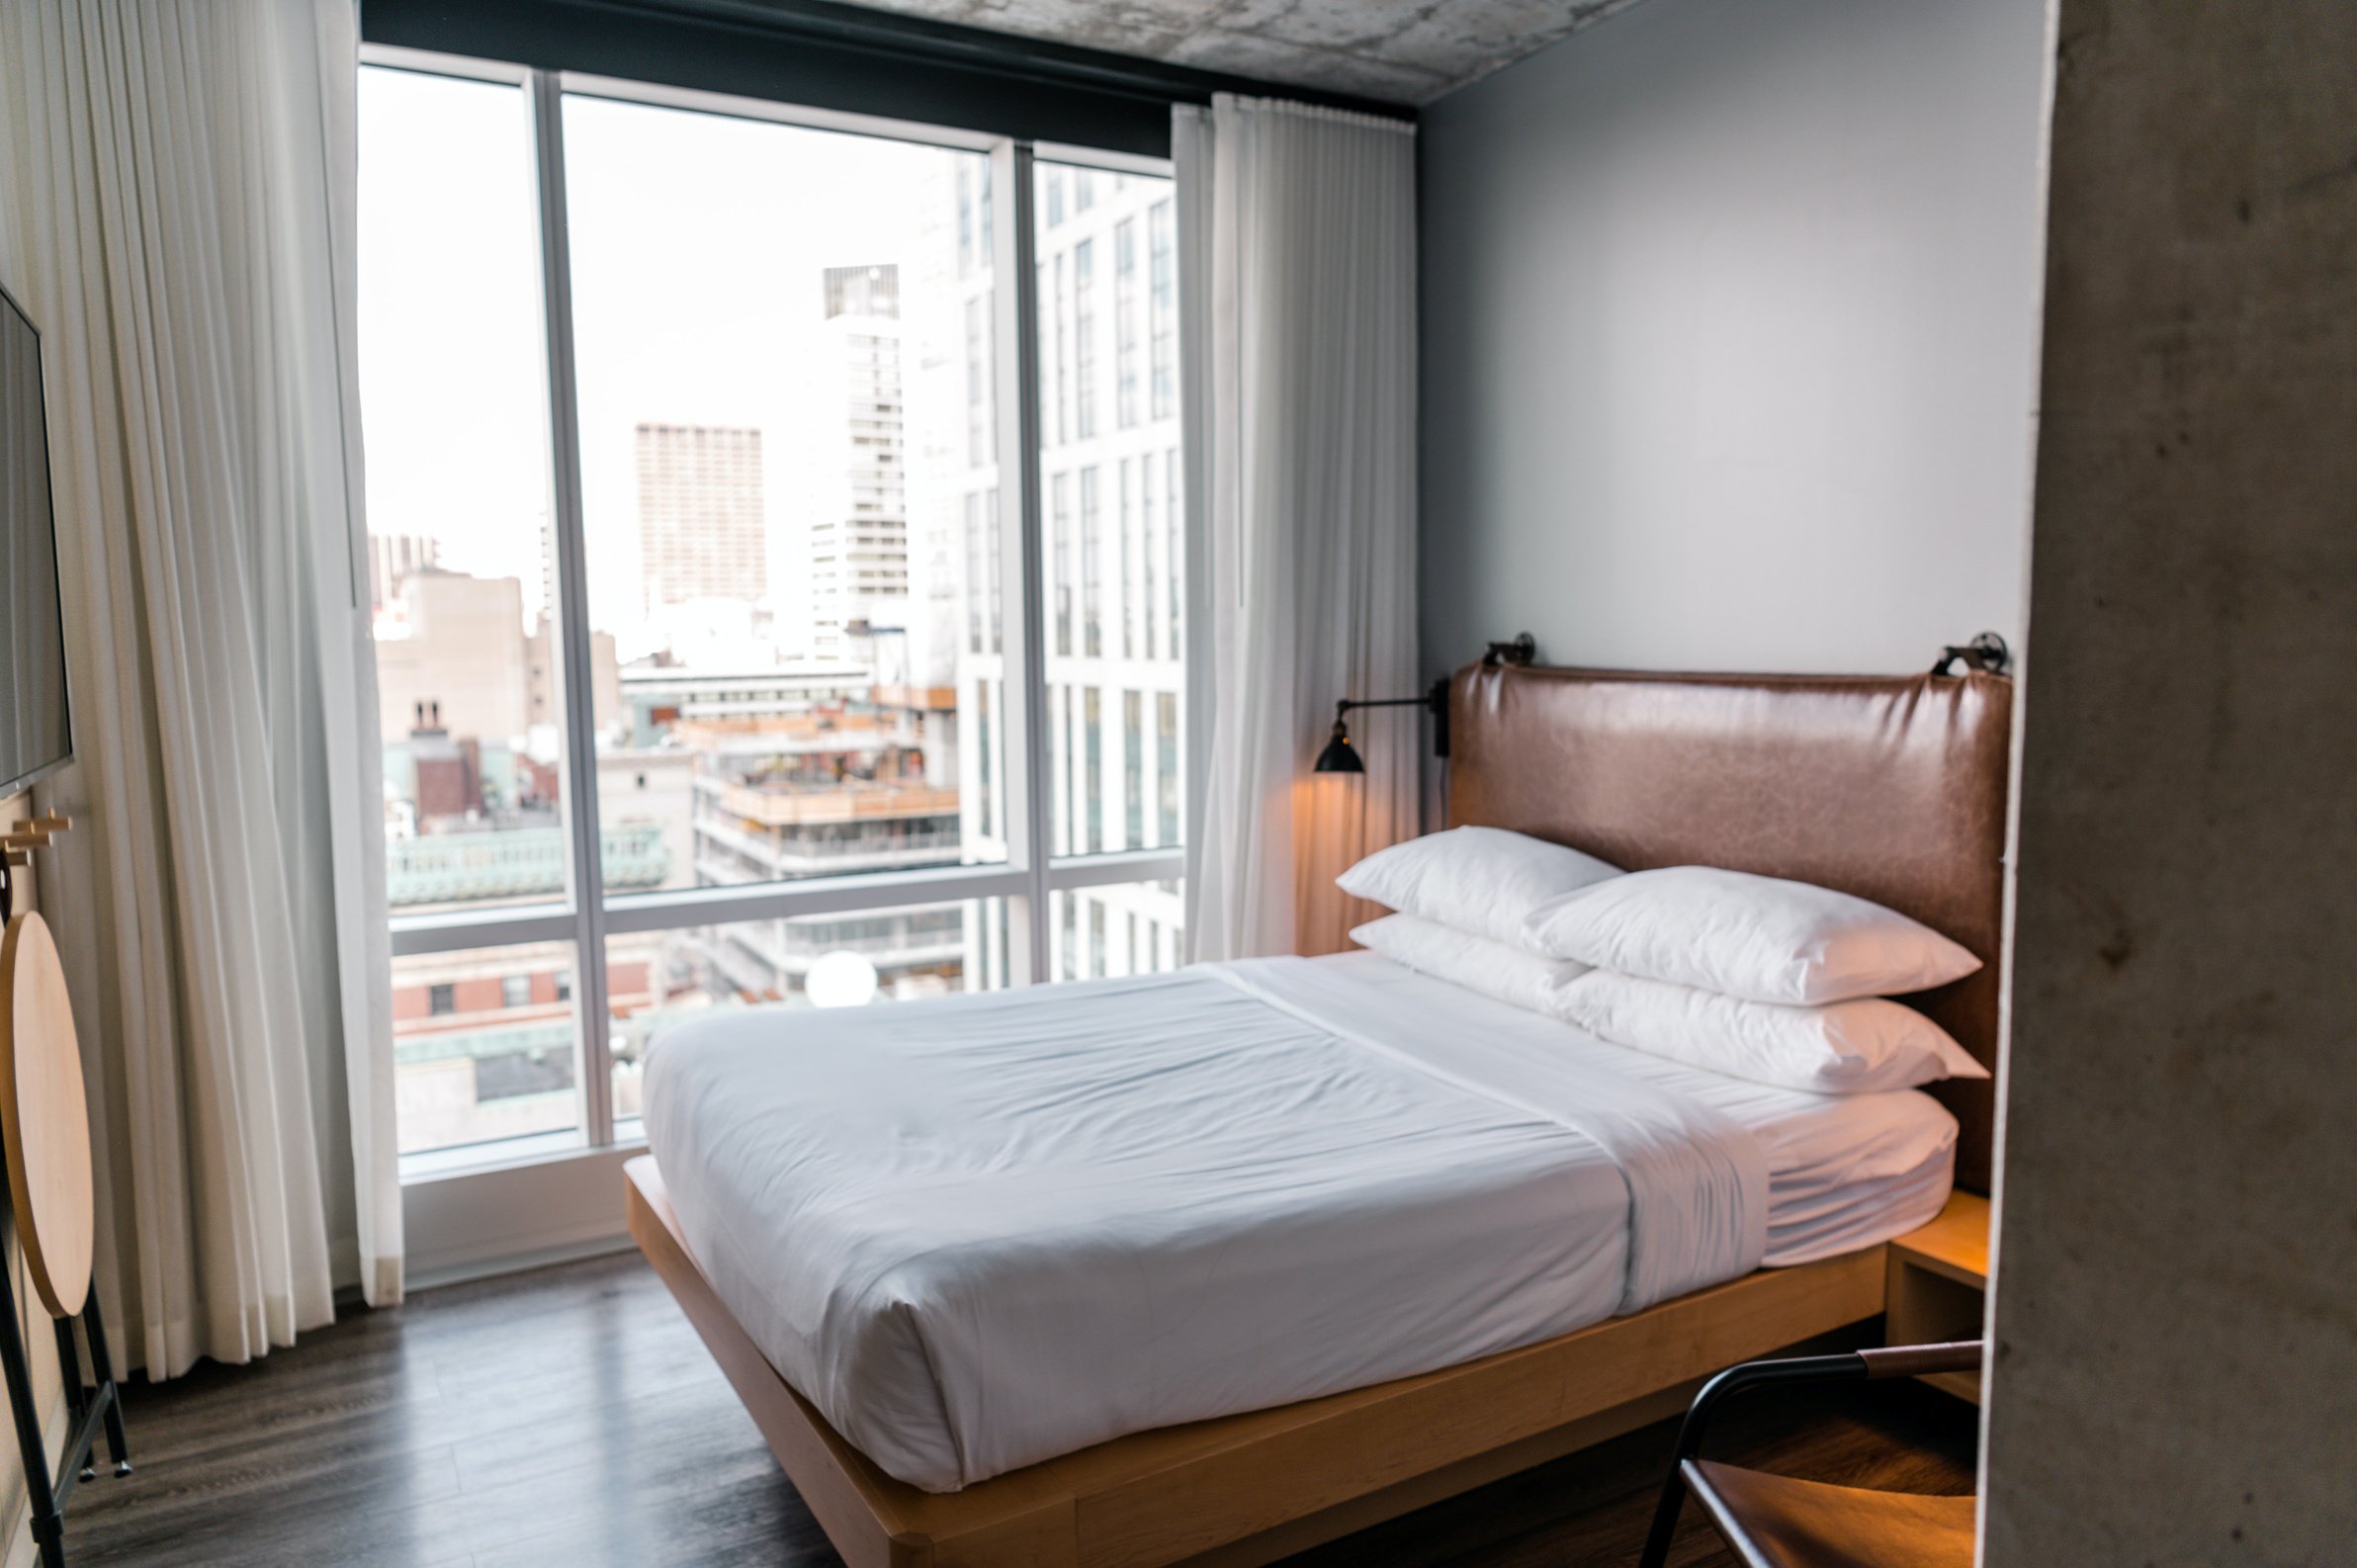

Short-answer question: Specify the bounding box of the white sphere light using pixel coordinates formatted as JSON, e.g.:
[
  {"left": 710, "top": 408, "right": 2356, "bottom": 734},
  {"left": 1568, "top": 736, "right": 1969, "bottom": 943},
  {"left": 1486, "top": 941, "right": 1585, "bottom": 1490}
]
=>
[{"left": 806, "top": 949, "right": 880, "bottom": 1009}]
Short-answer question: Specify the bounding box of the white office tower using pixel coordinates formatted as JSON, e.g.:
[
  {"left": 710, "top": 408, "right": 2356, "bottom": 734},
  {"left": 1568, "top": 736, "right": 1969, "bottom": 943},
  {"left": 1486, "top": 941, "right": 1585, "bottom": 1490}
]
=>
[
  {"left": 633, "top": 422, "right": 768, "bottom": 616},
  {"left": 793, "top": 264, "right": 910, "bottom": 665},
  {"left": 923, "top": 160, "right": 1188, "bottom": 981}
]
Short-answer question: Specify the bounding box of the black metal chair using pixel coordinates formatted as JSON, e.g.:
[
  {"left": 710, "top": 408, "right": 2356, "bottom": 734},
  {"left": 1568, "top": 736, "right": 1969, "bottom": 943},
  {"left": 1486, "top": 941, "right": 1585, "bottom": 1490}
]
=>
[{"left": 1635, "top": 1340, "right": 1981, "bottom": 1568}]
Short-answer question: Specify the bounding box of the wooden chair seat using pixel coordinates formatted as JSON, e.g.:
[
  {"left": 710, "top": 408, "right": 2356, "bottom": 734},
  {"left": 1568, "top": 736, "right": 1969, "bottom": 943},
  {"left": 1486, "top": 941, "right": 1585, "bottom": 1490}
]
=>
[{"left": 1684, "top": 1458, "right": 1975, "bottom": 1568}]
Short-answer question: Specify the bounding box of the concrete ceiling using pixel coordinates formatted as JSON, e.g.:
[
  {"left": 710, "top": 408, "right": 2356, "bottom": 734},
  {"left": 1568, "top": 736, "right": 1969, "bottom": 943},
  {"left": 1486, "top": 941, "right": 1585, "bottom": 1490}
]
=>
[{"left": 846, "top": 0, "right": 1648, "bottom": 106}]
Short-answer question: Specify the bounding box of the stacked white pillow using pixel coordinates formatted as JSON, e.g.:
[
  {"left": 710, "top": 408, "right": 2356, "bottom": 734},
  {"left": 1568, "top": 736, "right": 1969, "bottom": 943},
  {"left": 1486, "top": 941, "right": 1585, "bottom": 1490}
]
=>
[
  {"left": 1523, "top": 866, "right": 1989, "bottom": 1094},
  {"left": 1337, "top": 834, "right": 1990, "bottom": 1098},
  {"left": 1350, "top": 914, "right": 1583, "bottom": 1017},
  {"left": 1341, "top": 828, "right": 1621, "bottom": 1011}
]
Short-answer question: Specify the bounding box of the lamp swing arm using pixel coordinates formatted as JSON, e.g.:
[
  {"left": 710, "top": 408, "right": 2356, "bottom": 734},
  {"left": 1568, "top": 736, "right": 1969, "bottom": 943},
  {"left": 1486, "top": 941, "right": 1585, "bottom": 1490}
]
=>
[
  {"left": 1316, "top": 682, "right": 1452, "bottom": 772},
  {"left": 1314, "top": 635, "right": 1530, "bottom": 771}
]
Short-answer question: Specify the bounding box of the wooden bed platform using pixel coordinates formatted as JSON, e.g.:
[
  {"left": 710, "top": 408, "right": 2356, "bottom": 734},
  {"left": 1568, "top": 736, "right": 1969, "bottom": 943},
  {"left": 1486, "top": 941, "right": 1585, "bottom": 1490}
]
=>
[
  {"left": 629, "top": 1156, "right": 1887, "bottom": 1568},
  {"left": 628, "top": 658, "right": 2012, "bottom": 1568}
]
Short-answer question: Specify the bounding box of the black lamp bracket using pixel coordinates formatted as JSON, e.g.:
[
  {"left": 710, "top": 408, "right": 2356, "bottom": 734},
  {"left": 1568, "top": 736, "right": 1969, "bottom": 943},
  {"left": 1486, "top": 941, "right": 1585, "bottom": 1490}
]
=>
[
  {"left": 1930, "top": 632, "right": 2011, "bottom": 676},
  {"left": 1482, "top": 632, "right": 1537, "bottom": 668}
]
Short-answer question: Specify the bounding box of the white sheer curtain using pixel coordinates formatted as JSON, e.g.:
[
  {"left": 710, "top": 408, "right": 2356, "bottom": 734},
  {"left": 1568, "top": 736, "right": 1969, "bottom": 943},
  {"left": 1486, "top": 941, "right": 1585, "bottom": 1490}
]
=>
[
  {"left": 0, "top": 0, "right": 399, "bottom": 1376},
  {"left": 1176, "top": 95, "right": 1420, "bottom": 961}
]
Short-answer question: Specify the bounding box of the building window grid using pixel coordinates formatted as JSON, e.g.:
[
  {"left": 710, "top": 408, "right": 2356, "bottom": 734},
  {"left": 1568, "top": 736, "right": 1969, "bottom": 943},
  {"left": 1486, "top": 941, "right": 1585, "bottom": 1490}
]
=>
[
  {"left": 1114, "top": 218, "right": 1139, "bottom": 430},
  {"left": 1123, "top": 690, "right": 1143, "bottom": 851},
  {"left": 1119, "top": 460, "right": 1136, "bottom": 660},
  {"left": 1052, "top": 473, "right": 1073, "bottom": 655},
  {"left": 1084, "top": 687, "right": 1103, "bottom": 853},
  {"left": 1148, "top": 199, "right": 1176, "bottom": 421},
  {"left": 1052, "top": 253, "right": 1070, "bottom": 446},
  {"left": 1081, "top": 466, "right": 1101, "bottom": 658},
  {"left": 1073, "top": 238, "right": 1096, "bottom": 442}
]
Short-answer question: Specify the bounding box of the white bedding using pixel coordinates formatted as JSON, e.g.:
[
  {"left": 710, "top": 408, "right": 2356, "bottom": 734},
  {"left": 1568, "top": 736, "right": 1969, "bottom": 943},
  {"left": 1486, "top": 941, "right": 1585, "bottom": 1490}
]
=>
[{"left": 643, "top": 952, "right": 1953, "bottom": 1493}]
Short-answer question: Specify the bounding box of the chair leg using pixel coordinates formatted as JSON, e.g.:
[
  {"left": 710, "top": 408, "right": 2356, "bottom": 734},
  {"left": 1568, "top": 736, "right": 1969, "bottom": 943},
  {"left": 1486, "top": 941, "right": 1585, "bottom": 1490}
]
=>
[
  {"left": 1631, "top": 1351, "right": 1870, "bottom": 1568},
  {"left": 1635, "top": 1467, "right": 1688, "bottom": 1568},
  {"left": 49, "top": 1318, "right": 94, "bottom": 1481},
  {"left": 78, "top": 1276, "right": 131, "bottom": 1475}
]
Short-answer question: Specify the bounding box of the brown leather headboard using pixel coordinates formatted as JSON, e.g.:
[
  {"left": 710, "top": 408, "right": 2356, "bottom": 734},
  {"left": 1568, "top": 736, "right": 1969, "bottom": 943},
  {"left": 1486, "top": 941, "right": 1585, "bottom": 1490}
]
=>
[{"left": 1448, "top": 662, "right": 2013, "bottom": 1193}]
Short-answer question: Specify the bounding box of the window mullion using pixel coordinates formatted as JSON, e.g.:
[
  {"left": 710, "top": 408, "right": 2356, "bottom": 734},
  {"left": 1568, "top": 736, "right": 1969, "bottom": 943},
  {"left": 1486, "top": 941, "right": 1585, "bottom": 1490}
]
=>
[
  {"left": 528, "top": 70, "right": 615, "bottom": 1146},
  {"left": 992, "top": 139, "right": 1051, "bottom": 985}
]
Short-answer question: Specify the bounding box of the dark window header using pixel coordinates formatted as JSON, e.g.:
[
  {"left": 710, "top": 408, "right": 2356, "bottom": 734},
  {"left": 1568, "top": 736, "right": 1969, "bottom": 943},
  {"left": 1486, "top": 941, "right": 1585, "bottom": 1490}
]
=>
[{"left": 361, "top": 0, "right": 1416, "bottom": 159}]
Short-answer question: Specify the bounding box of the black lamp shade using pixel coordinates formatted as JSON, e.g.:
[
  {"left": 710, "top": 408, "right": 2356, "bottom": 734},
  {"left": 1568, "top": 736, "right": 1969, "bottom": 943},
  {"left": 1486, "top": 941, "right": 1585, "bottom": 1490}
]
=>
[{"left": 1313, "top": 729, "right": 1364, "bottom": 774}]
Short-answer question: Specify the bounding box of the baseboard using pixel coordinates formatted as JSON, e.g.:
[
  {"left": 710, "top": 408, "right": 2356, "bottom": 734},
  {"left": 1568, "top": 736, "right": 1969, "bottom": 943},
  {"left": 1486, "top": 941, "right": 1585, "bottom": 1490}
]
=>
[
  {"left": 401, "top": 1140, "right": 646, "bottom": 1287},
  {"left": 403, "top": 1230, "right": 637, "bottom": 1293}
]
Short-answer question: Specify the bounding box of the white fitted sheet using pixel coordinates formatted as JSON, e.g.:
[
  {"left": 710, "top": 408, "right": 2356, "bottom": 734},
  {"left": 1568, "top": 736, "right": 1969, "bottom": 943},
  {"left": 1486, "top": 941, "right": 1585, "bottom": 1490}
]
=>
[{"left": 643, "top": 952, "right": 1952, "bottom": 1493}]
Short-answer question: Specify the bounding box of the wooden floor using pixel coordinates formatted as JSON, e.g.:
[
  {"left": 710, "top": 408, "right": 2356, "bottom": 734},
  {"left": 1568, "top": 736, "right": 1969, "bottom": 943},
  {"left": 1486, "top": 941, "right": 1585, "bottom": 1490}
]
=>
[{"left": 63, "top": 1252, "right": 1976, "bottom": 1568}]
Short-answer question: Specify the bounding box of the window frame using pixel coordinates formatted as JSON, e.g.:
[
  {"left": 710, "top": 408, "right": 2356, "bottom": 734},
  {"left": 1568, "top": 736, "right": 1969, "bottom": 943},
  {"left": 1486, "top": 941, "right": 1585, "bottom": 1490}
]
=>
[{"left": 366, "top": 47, "right": 1189, "bottom": 1209}]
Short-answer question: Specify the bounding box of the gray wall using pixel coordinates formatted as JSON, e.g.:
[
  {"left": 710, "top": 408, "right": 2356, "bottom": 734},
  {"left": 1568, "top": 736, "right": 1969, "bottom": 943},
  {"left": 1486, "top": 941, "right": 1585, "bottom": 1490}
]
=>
[
  {"left": 1419, "top": 0, "right": 2051, "bottom": 678},
  {"left": 1983, "top": 1, "right": 2357, "bottom": 1559}
]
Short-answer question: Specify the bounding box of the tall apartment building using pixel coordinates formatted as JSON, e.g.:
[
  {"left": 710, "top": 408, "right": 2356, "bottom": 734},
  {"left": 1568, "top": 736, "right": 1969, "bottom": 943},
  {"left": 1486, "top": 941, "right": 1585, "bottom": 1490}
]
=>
[
  {"left": 634, "top": 422, "right": 767, "bottom": 613},
  {"left": 920, "top": 160, "right": 1187, "bottom": 982},
  {"left": 803, "top": 264, "right": 910, "bottom": 663}
]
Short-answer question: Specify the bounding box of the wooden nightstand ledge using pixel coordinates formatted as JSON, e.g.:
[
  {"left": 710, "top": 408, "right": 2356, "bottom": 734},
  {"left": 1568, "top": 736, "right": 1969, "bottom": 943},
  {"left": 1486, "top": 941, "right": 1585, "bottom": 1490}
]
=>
[{"left": 1885, "top": 1192, "right": 1990, "bottom": 1403}]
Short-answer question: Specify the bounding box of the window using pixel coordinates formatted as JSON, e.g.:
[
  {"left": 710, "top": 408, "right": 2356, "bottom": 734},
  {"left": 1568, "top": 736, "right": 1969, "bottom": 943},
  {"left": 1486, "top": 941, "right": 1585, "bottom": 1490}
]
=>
[
  {"left": 1158, "top": 691, "right": 1180, "bottom": 845},
  {"left": 1053, "top": 473, "right": 1073, "bottom": 655},
  {"left": 1149, "top": 199, "right": 1177, "bottom": 421},
  {"left": 1142, "top": 451, "right": 1160, "bottom": 656},
  {"left": 1036, "top": 162, "right": 1185, "bottom": 866},
  {"left": 1166, "top": 448, "right": 1183, "bottom": 657},
  {"left": 1084, "top": 688, "right": 1103, "bottom": 852},
  {"left": 365, "top": 63, "right": 1188, "bottom": 1174},
  {"left": 1119, "top": 460, "right": 1136, "bottom": 659},
  {"left": 963, "top": 294, "right": 992, "bottom": 466},
  {"left": 1081, "top": 467, "right": 1101, "bottom": 657},
  {"left": 1052, "top": 253, "right": 1070, "bottom": 445},
  {"left": 1123, "top": 690, "right": 1143, "bottom": 850},
  {"left": 1073, "top": 238, "right": 1096, "bottom": 441},
  {"left": 1114, "top": 218, "right": 1139, "bottom": 430}
]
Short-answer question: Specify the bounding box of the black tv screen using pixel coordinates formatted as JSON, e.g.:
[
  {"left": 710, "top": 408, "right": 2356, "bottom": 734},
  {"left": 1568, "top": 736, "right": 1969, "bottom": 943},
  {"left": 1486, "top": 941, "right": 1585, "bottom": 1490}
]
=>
[{"left": 0, "top": 283, "right": 71, "bottom": 800}]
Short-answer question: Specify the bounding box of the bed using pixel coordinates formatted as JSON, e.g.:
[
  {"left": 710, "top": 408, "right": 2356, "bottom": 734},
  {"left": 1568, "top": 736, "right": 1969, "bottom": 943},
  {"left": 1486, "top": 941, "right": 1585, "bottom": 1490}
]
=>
[{"left": 627, "top": 658, "right": 2012, "bottom": 1568}]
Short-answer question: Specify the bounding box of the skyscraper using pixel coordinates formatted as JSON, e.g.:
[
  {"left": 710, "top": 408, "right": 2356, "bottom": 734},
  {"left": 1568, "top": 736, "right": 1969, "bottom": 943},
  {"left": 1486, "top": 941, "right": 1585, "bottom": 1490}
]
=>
[
  {"left": 633, "top": 422, "right": 767, "bottom": 613},
  {"left": 920, "top": 163, "right": 1187, "bottom": 980},
  {"left": 805, "top": 265, "right": 909, "bottom": 663}
]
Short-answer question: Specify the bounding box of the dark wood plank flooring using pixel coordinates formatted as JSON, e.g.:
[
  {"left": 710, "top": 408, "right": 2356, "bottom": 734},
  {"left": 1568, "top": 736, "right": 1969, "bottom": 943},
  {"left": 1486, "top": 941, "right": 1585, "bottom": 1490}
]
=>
[{"left": 63, "top": 1252, "right": 1975, "bottom": 1567}]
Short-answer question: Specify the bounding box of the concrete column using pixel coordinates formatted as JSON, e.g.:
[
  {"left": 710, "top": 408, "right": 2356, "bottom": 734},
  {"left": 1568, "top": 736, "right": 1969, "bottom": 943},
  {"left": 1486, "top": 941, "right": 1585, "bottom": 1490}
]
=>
[{"left": 1984, "top": 2, "right": 2357, "bottom": 1561}]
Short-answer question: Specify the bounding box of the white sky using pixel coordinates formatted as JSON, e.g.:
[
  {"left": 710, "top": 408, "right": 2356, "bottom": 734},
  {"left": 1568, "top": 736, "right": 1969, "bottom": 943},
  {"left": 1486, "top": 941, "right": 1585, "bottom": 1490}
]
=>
[{"left": 355, "top": 68, "right": 965, "bottom": 642}]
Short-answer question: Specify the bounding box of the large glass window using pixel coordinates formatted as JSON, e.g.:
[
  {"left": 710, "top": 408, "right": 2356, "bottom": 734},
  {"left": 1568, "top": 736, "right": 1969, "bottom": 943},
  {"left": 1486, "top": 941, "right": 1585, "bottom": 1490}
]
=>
[
  {"left": 366, "top": 62, "right": 1186, "bottom": 1171},
  {"left": 359, "top": 69, "right": 565, "bottom": 924}
]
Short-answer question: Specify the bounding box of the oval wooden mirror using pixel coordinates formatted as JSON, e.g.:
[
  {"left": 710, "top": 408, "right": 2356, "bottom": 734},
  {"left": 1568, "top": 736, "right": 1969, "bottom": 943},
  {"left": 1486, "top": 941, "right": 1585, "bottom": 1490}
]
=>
[{"left": 0, "top": 912, "right": 94, "bottom": 1319}]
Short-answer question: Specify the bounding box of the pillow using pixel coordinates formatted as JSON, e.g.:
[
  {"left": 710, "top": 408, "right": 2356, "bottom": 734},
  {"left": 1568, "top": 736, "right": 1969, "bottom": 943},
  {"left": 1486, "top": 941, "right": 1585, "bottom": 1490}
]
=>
[
  {"left": 1352, "top": 914, "right": 1589, "bottom": 1015},
  {"left": 1338, "top": 827, "right": 1622, "bottom": 948},
  {"left": 1549, "top": 970, "right": 1990, "bottom": 1094},
  {"left": 1522, "top": 866, "right": 1981, "bottom": 1004}
]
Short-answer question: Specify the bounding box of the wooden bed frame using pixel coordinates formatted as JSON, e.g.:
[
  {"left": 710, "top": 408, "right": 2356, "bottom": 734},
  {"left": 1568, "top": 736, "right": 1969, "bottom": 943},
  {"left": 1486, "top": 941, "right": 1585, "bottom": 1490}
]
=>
[{"left": 632, "top": 659, "right": 2014, "bottom": 1568}]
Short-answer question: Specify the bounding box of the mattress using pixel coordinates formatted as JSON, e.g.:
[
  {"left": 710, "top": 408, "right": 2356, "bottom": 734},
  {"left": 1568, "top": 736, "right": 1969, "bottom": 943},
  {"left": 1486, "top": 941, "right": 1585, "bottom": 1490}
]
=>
[{"left": 643, "top": 951, "right": 1954, "bottom": 1493}]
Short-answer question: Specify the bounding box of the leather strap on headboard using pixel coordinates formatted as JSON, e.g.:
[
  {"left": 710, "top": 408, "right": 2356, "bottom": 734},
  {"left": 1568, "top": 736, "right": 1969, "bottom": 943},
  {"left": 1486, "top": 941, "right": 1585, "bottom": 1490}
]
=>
[{"left": 1448, "top": 662, "right": 2013, "bottom": 1193}]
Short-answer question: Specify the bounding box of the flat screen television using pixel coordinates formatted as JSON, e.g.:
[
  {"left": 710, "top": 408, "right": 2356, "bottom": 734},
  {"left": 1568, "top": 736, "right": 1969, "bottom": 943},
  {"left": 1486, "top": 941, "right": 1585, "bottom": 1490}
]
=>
[{"left": 0, "top": 281, "right": 71, "bottom": 800}]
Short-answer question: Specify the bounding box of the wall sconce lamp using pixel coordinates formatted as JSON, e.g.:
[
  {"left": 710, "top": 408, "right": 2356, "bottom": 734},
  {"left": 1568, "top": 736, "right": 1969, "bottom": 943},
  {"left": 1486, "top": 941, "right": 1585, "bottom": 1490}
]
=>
[
  {"left": 1314, "top": 634, "right": 1537, "bottom": 773},
  {"left": 1929, "top": 631, "right": 2011, "bottom": 676}
]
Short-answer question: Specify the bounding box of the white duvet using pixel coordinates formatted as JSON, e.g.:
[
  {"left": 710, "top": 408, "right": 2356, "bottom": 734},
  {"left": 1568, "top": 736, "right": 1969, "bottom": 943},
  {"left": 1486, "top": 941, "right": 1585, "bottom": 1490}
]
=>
[{"left": 644, "top": 956, "right": 1772, "bottom": 1492}]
